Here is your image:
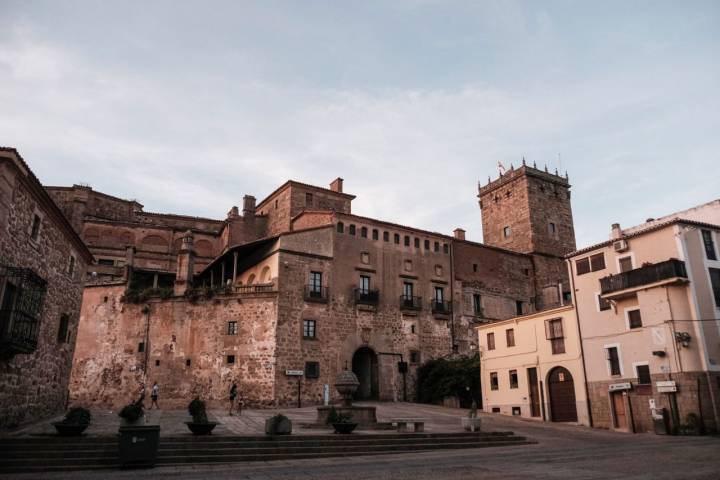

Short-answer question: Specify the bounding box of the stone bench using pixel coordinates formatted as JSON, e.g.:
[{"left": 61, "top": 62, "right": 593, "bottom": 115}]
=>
[
  {"left": 391, "top": 418, "right": 426, "bottom": 432},
  {"left": 461, "top": 417, "right": 482, "bottom": 432}
]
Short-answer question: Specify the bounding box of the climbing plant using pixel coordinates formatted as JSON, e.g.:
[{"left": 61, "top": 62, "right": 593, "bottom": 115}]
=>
[{"left": 416, "top": 353, "right": 480, "bottom": 408}]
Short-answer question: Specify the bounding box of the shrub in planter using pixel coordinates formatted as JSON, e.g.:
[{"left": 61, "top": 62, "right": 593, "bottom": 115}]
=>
[
  {"left": 52, "top": 407, "right": 91, "bottom": 436},
  {"left": 119, "top": 397, "right": 145, "bottom": 425},
  {"left": 118, "top": 395, "right": 160, "bottom": 469},
  {"left": 185, "top": 397, "right": 218, "bottom": 435},
  {"left": 265, "top": 414, "right": 292, "bottom": 435}
]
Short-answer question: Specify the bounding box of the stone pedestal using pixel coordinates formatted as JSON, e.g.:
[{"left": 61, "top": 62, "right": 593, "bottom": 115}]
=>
[
  {"left": 316, "top": 406, "right": 377, "bottom": 427},
  {"left": 461, "top": 417, "right": 482, "bottom": 432}
]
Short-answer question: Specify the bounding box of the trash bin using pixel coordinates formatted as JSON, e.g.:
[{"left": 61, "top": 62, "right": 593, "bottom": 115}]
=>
[{"left": 651, "top": 408, "right": 670, "bottom": 435}]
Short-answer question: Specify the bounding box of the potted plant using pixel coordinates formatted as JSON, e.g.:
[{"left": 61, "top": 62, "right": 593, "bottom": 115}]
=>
[
  {"left": 328, "top": 406, "right": 357, "bottom": 434},
  {"left": 118, "top": 395, "right": 161, "bottom": 469},
  {"left": 52, "top": 407, "right": 91, "bottom": 436},
  {"left": 185, "top": 397, "right": 218, "bottom": 435},
  {"left": 265, "top": 413, "right": 293, "bottom": 435}
]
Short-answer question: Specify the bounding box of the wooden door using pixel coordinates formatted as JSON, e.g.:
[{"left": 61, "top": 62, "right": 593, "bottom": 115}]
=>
[
  {"left": 528, "top": 368, "right": 541, "bottom": 417},
  {"left": 612, "top": 392, "right": 627, "bottom": 429},
  {"left": 548, "top": 367, "right": 578, "bottom": 422}
]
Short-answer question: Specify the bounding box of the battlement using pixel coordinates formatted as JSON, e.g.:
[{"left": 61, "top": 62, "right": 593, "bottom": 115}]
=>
[{"left": 479, "top": 162, "right": 569, "bottom": 198}]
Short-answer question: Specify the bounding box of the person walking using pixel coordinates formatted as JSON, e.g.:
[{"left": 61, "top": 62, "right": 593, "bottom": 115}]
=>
[
  {"left": 150, "top": 382, "right": 159, "bottom": 410},
  {"left": 237, "top": 387, "right": 245, "bottom": 416},
  {"left": 229, "top": 382, "right": 238, "bottom": 415}
]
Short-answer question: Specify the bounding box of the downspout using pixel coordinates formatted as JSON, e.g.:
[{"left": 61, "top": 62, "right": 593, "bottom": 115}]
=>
[
  {"left": 141, "top": 303, "right": 151, "bottom": 398},
  {"left": 568, "top": 258, "right": 594, "bottom": 427},
  {"left": 449, "top": 240, "right": 456, "bottom": 352}
]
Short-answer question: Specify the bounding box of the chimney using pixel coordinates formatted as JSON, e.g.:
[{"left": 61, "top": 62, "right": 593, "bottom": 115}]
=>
[
  {"left": 227, "top": 206, "right": 239, "bottom": 219},
  {"left": 453, "top": 228, "right": 466, "bottom": 241},
  {"left": 330, "top": 177, "right": 344, "bottom": 193},
  {"left": 242, "top": 195, "right": 256, "bottom": 216},
  {"left": 174, "top": 230, "right": 195, "bottom": 296},
  {"left": 610, "top": 223, "right": 622, "bottom": 240}
]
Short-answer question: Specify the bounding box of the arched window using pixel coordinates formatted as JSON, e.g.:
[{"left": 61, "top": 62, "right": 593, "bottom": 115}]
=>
[
  {"left": 337, "top": 222, "right": 344, "bottom": 233},
  {"left": 404, "top": 235, "right": 410, "bottom": 246},
  {"left": 260, "top": 266, "right": 271, "bottom": 283},
  {"left": 247, "top": 274, "right": 256, "bottom": 285},
  {"left": 443, "top": 243, "right": 449, "bottom": 254},
  {"left": 349, "top": 224, "right": 356, "bottom": 235},
  {"left": 372, "top": 229, "right": 379, "bottom": 240},
  {"left": 360, "top": 227, "right": 368, "bottom": 238}
]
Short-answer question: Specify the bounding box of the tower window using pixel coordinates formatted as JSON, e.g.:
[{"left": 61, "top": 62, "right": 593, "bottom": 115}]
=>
[
  {"left": 434, "top": 241, "right": 440, "bottom": 252},
  {"left": 361, "top": 227, "right": 368, "bottom": 238},
  {"left": 473, "top": 263, "right": 478, "bottom": 272},
  {"left": 394, "top": 233, "right": 400, "bottom": 244},
  {"left": 337, "top": 222, "right": 344, "bottom": 233},
  {"left": 383, "top": 231, "right": 389, "bottom": 242},
  {"left": 404, "top": 235, "right": 410, "bottom": 246},
  {"left": 414, "top": 238, "right": 420, "bottom": 248},
  {"left": 349, "top": 224, "right": 356, "bottom": 235},
  {"left": 372, "top": 229, "right": 379, "bottom": 240},
  {"left": 424, "top": 239, "right": 430, "bottom": 250},
  {"left": 503, "top": 226, "right": 511, "bottom": 238},
  {"left": 305, "top": 193, "right": 313, "bottom": 207},
  {"left": 548, "top": 222, "right": 556, "bottom": 235}
]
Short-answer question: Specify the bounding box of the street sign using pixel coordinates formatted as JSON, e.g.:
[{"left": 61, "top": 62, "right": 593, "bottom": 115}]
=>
[
  {"left": 656, "top": 380, "right": 677, "bottom": 393},
  {"left": 285, "top": 369, "right": 304, "bottom": 376},
  {"left": 608, "top": 382, "right": 632, "bottom": 392}
]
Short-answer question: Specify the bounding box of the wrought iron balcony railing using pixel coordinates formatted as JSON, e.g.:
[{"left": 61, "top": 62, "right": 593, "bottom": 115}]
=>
[
  {"left": 600, "top": 259, "right": 687, "bottom": 296},
  {"left": 235, "top": 284, "right": 276, "bottom": 294},
  {"left": 304, "top": 285, "right": 329, "bottom": 302},
  {"left": 431, "top": 299, "right": 452, "bottom": 314},
  {"left": 399, "top": 295, "right": 422, "bottom": 311},
  {"left": 354, "top": 288, "right": 380, "bottom": 305}
]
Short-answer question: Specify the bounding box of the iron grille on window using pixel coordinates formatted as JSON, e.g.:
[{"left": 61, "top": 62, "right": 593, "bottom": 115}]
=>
[{"left": 0, "top": 265, "right": 48, "bottom": 355}]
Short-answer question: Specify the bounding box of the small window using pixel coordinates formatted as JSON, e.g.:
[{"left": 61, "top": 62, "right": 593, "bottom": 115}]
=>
[
  {"left": 619, "top": 256, "right": 633, "bottom": 273},
  {"left": 575, "top": 257, "right": 590, "bottom": 275},
  {"left": 30, "top": 214, "right": 41, "bottom": 242},
  {"left": 275, "top": 199, "right": 278, "bottom": 209},
  {"left": 546, "top": 319, "right": 565, "bottom": 354},
  {"left": 394, "top": 233, "right": 400, "bottom": 244},
  {"left": 103, "top": 296, "right": 109, "bottom": 303},
  {"left": 710, "top": 268, "right": 720, "bottom": 307},
  {"left": 349, "top": 224, "right": 356, "bottom": 235},
  {"left": 404, "top": 235, "right": 410, "bottom": 246},
  {"left": 636, "top": 364, "right": 651, "bottom": 385},
  {"left": 606, "top": 347, "right": 621, "bottom": 376},
  {"left": 434, "top": 286, "right": 444, "bottom": 303},
  {"left": 627, "top": 309, "right": 642, "bottom": 329},
  {"left": 548, "top": 222, "right": 556, "bottom": 235},
  {"left": 410, "top": 350, "right": 420, "bottom": 364},
  {"left": 359, "top": 275, "right": 370, "bottom": 294},
  {"left": 434, "top": 241, "right": 440, "bottom": 252},
  {"left": 155, "top": 359, "right": 160, "bottom": 366},
  {"left": 227, "top": 321, "right": 238, "bottom": 335},
  {"left": 403, "top": 282, "right": 414, "bottom": 299},
  {"left": 410, "top": 324, "right": 416, "bottom": 334},
  {"left": 472, "top": 294, "right": 482, "bottom": 315},
  {"left": 590, "top": 253, "right": 606, "bottom": 271},
  {"left": 503, "top": 226, "right": 511, "bottom": 238},
  {"left": 361, "top": 226, "right": 368, "bottom": 238},
  {"left": 186, "top": 358, "right": 191, "bottom": 366},
  {"left": 509, "top": 370, "right": 518, "bottom": 389},
  {"left": 372, "top": 229, "right": 379, "bottom": 240},
  {"left": 227, "top": 355, "right": 236, "bottom": 365},
  {"left": 702, "top": 230, "right": 717, "bottom": 260},
  {"left": 414, "top": 238, "right": 420, "bottom": 248},
  {"left": 309, "top": 271, "right": 322, "bottom": 293},
  {"left": 138, "top": 342, "right": 145, "bottom": 353},
  {"left": 337, "top": 222, "right": 344, "bottom": 233},
  {"left": 516, "top": 300, "right": 523, "bottom": 316},
  {"left": 303, "top": 319, "right": 316, "bottom": 339},
  {"left": 472, "top": 263, "right": 478, "bottom": 272},
  {"left": 487, "top": 332, "right": 495, "bottom": 350},
  {"left": 98, "top": 258, "right": 115, "bottom": 266},
  {"left": 68, "top": 256, "right": 76, "bottom": 278},
  {"left": 424, "top": 239, "right": 430, "bottom": 250},
  {"left": 383, "top": 231, "right": 389, "bottom": 242},
  {"left": 443, "top": 244, "right": 449, "bottom": 254},
  {"left": 305, "top": 193, "right": 313, "bottom": 207},
  {"left": 597, "top": 293, "right": 611, "bottom": 311},
  {"left": 305, "top": 361, "right": 320, "bottom": 378},
  {"left": 523, "top": 268, "right": 530, "bottom": 276},
  {"left": 506, "top": 328, "right": 515, "bottom": 347},
  {"left": 490, "top": 372, "right": 499, "bottom": 390},
  {"left": 57, "top": 315, "right": 70, "bottom": 343}
]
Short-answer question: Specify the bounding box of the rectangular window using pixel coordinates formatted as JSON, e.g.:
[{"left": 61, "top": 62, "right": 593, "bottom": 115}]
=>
[
  {"left": 30, "top": 214, "right": 41, "bottom": 242},
  {"left": 361, "top": 227, "right": 368, "bottom": 238},
  {"left": 394, "top": 233, "right": 400, "bottom": 244},
  {"left": 305, "top": 192, "right": 313, "bottom": 207},
  {"left": 424, "top": 239, "right": 430, "bottom": 250},
  {"left": 516, "top": 300, "right": 523, "bottom": 316},
  {"left": 702, "top": 230, "right": 717, "bottom": 260},
  {"left": 597, "top": 293, "right": 611, "bottom": 311},
  {"left": 607, "top": 347, "right": 621, "bottom": 376},
  {"left": 636, "top": 364, "right": 651, "bottom": 385},
  {"left": 506, "top": 328, "right": 515, "bottom": 347},
  {"left": 309, "top": 271, "right": 322, "bottom": 293},
  {"left": 443, "top": 244, "right": 449, "bottom": 254},
  {"left": 414, "top": 238, "right": 420, "bottom": 248},
  {"left": 403, "top": 282, "right": 414, "bottom": 299},
  {"left": 710, "top": 268, "right": 720, "bottom": 307},
  {"left": 487, "top": 332, "right": 495, "bottom": 350},
  {"left": 548, "top": 222, "right": 556, "bottom": 235},
  {"left": 305, "top": 361, "right": 320, "bottom": 378},
  {"left": 472, "top": 294, "right": 482, "bottom": 315},
  {"left": 509, "top": 370, "right": 518, "bottom": 389},
  {"left": 57, "top": 315, "right": 69, "bottom": 343},
  {"left": 68, "top": 256, "right": 75, "bottom": 278},
  {"left": 372, "top": 229, "right": 379, "bottom": 240},
  {"left": 98, "top": 258, "right": 115, "bottom": 266},
  {"left": 546, "top": 319, "right": 565, "bottom": 354},
  {"left": 404, "top": 235, "right": 410, "bottom": 246},
  {"left": 434, "top": 286, "right": 444, "bottom": 303},
  {"left": 359, "top": 275, "right": 370, "bottom": 294},
  {"left": 303, "top": 319, "right": 316, "bottom": 339},
  {"left": 576, "top": 257, "right": 590, "bottom": 275},
  {"left": 383, "top": 231, "right": 389, "bottom": 242},
  {"left": 349, "top": 224, "right": 356, "bottom": 235},
  {"left": 627, "top": 309, "right": 642, "bottom": 329},
  {"left": 503, "top": 226, "right": 511, "bottom": 238},
  {"left": 590, "top": 253, "right": 606, "bottom": 271},
  {"left": 227, "top": 355, "right": 236, "bottom": 365},
  {"left": 410, "top": 350, "right": 420, "bottom": 364},
  {"left": 138, "top": 342, "right": 145, "bottom": 353},
  {"left": 619, "top": 256, "right": 633, "bottom": 273},
  {"left": 434, "top": 241, "right": 440, "bottom": 252},
  {"left": 490, "top": 372, "right": 499, "bottom": 390},
  {"left": 227, "top": 321, "right": 238, "bottom": 335}
]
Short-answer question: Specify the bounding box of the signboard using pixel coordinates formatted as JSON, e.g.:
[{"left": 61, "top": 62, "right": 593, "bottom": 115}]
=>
[
  {"left": 285, "top": 370, "right": 304, "bottom": 376},
  {"left": 656, "top": 380, "right": 677, "bottom": 393},
  {"left": 608, "top": 382, "right": 632, "bottom": 392}
]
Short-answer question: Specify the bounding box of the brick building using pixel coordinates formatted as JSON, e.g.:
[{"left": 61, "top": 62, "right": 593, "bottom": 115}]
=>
[
  {"left": 0, "top": 148, "right": 93, "bottom": 429},
  {"left": 50, "top": 164, "right": 575, "bottom": 409}
]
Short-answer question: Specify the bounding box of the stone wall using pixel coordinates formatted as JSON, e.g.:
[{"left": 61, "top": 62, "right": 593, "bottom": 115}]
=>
[{"left": 0, "top": 154, "right": 89, "bottom": 429}]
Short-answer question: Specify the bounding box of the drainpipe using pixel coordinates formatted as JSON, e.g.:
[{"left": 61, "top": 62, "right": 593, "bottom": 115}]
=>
[
  {"left": 141, "top": 304, "right": 151, "bottom": 398},
  {"left": 449, "top": 240, "right": 456, "bottom": 352},
  {"left": 568, "top": 259, "right": 594, "bottom": 427}
]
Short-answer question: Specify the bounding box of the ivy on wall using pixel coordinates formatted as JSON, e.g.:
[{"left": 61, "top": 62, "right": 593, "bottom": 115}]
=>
[{"left": 416, "top": 353, "right": 480, "bottom": 408}]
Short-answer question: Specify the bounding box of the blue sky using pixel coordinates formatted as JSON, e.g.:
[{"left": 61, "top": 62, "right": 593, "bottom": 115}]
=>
[{"left": 1, "top": 1, "right": 718, "bottom": 248}]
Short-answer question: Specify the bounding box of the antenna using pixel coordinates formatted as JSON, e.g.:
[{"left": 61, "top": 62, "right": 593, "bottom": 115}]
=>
[{"left": 558, "top": 153, "right": 563, "bottom": 175}]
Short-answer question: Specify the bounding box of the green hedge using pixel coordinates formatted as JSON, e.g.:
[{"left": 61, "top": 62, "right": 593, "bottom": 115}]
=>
[{"left": 416, "top": 353, "right": 480, "bottom": 408}]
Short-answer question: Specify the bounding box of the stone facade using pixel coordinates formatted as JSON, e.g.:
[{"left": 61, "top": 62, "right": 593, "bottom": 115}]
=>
[{"left": 0, "top": 148, "right": 92, "bottom": 429}]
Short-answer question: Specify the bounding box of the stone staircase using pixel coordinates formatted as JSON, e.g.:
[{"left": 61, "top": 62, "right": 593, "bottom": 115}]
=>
[{"left": 0, "top": 431, "right": 534, "bottom": 474}]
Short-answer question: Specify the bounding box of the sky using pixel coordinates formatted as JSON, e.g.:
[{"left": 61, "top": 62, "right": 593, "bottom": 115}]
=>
[{"left": 1, "top": 0, "right": 718, "bottom": 248}]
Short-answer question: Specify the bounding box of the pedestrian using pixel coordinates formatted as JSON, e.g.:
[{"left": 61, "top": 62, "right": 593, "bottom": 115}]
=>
[
  {"left": 237, "top": 387, "right": 245, "bottom": 416},
  {"left": 229, "top": 382, "right": 238, "bottom": 415},
  {"left": 150, "top": 382, "right": 159, "bottom": 410}
]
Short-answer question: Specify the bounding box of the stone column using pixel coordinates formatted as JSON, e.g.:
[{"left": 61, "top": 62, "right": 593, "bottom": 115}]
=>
[{"left": 174, "top": 230, "right": 195, "bottom": 296}]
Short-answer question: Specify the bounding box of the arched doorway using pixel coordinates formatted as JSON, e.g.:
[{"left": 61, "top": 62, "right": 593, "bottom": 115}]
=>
[
  {"left": 547, "top": 366, "right": 578, "bottom": 422},
  {"left": 352, "top": 347, "right": 379, "bottom": 400}
]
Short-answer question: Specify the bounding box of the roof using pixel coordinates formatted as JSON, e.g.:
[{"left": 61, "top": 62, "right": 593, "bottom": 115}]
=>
[
  {"left": 198, "top": 235, "right": 280, "bottom": 276},
  {"left": 0, "top": 147, "right": 94, "bottom": 263},
  {"left": 566, "top": 218, "right": 720, "bottom": 258},
  {"left": 256, "top": 180, "right": 356, "bottom": 210},
  {"left": 474, "top": 304, "right": 575, "bottom": 330}
]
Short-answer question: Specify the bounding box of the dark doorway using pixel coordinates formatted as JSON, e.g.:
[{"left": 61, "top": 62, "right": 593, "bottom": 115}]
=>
[
  {"left": 352, "top": 347, "right": 379, "bottom": 400},
  {"left": 527, "top": 367, "right": 541, "bottom": 417},
  {"left": 547, "top": 366, "right": 578, "bottom": 422}
]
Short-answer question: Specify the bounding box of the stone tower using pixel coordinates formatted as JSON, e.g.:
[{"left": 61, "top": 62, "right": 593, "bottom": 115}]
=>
[{"left": 478, "top": 163, "right": 576, "bottom": 257}]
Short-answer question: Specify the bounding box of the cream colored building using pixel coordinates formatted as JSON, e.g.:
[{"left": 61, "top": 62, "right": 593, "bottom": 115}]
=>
[
  {"left": 569, "top": 213, "right": 720, "bottom": 433},
  {"left": 477, "top": 304, "right": 590, "bottom": 425}
]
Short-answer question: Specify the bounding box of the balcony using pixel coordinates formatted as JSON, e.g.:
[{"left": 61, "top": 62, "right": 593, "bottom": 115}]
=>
[
  {"left": 304, "top": 285, "right": 329, "bottom": 303},
  {"left": 600, "top": 259, "right": 688, "bottom": 299},
  {"left": 431, "top": 299, "right": 452, "bottom": 315},
  {"left": 0, "top": 265, "right": 47, "bottom": 356},
  {"left": 354, "top": 288, "right": 380, "bottom": 306},
  {"left": 399, "top": 295, "right": 422, "bottom": 311},
  {"left": 235, "top": 284, "right": 276, "bottom": 295}
]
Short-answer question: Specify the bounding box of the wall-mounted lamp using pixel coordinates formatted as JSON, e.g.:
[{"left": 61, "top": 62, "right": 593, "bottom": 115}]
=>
[{"left": 674, "top": 332, "right": 691, "bottom": 348}]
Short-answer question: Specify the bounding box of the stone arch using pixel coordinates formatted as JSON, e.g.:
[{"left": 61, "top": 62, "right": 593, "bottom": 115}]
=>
[
  {"left": 260, "top": 266, "right": 271, "bottom": 284},
  {"left": 140, "top": 234, "right": 168, "bottom": 253},
  {"left": 247, "top": 274, "right": 256, "bottom": 285},
  {"left": 194, "top": 239, "right": 213, "bottom": 257},
  {"left": 352, "top": 347, "right": 379, "bottom": 400},
  {"left": 547, "top": 366, "right": 578, "bottom": 422}
]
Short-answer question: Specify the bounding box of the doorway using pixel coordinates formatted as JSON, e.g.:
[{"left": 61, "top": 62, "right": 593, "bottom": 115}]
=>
[
  {"left": 612, "top": 392, "right": 628, "bottom": 429},
  {"left": 527, "top": 368, "right": 541, "bottom": 417},
  {"left": 352, "top": 347, "right": 379, "bottom": 400},
  {"left": 547, "top": 366, "right": 578, "bottom": 422}
]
